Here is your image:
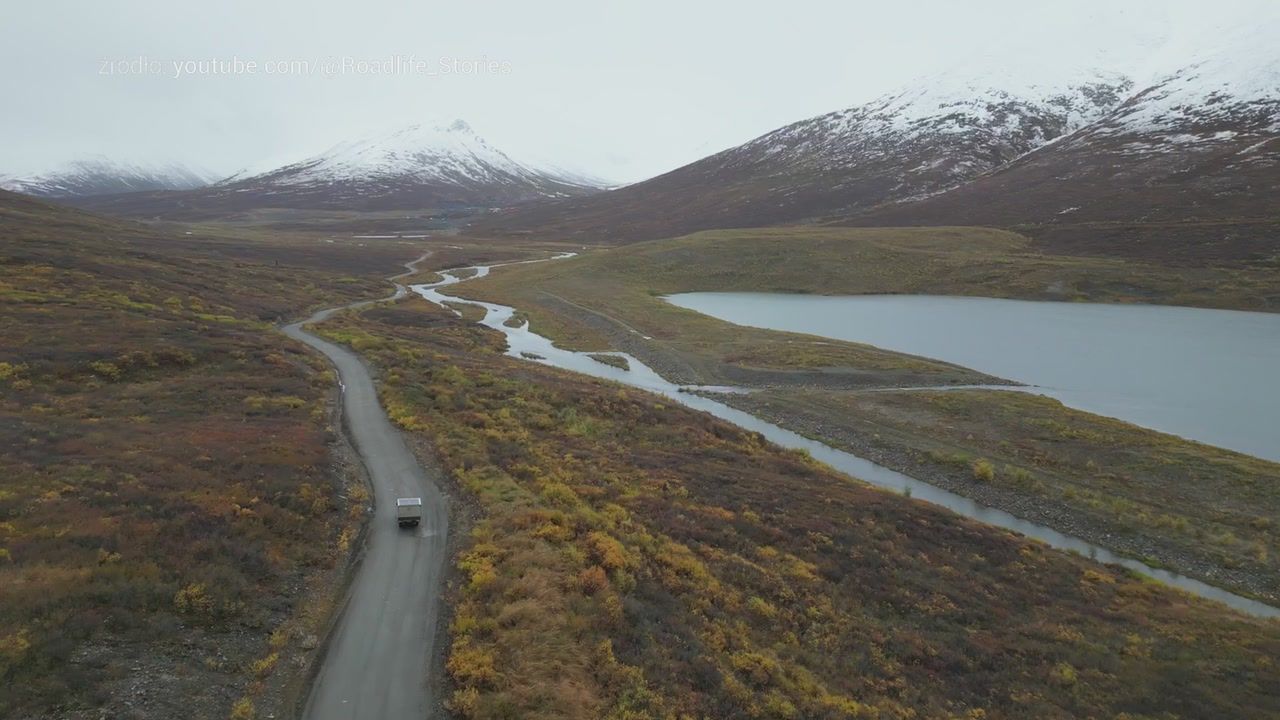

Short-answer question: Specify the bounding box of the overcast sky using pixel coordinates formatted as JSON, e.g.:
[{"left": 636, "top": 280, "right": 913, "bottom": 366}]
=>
[{"left": 1, "top": 0, "right": 1274, "bottom": 182}]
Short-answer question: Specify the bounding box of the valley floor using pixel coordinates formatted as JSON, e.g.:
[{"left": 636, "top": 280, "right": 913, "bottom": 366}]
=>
[
  {"left": 9, "top": 209, "right": 1279, "bottom": 718},
  {"left": 454, "top": 226, "right": 1280, "bottom": 604},
  {"left": 313, "top": 283, "right": 1280, "bottom": 719}
]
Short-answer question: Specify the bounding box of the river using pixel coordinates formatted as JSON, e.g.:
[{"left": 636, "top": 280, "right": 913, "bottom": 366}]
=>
[{"left": 412, "top": 264, "right": 1279, "bottom": 619}]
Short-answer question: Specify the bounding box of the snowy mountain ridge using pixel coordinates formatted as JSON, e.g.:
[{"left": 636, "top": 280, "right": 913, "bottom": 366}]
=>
[
  {"left": 1114, "top": 18, "right": 1280, "bottom": 133},
  {"left": 1, "top": 156, "right": 219, "bottom": 198},
  {"left": 733, "top": 66, "right": 1134, "bottom": 176},
  {"left": 473, "top": 25, "right": 1279, "bottom": 244},
  {"left": 840, "top": 20, "right": 1280, "bottom": 263},
  {"left": 55, "top": 118, "right": 607, "bottom": 214},
  {"left": 240, "top": 120, "right": 557, "bottom": 188},
  {"left": 218, "top": 118, "right": 605, "bottom": 205}
]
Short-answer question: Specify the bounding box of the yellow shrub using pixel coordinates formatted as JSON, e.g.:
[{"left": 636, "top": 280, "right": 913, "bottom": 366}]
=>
[
  {"left": 89, "top": 360, "right": 122, "bottom": 381},
  {"left": 451, "top": 609, "right": 480, "bottom": 636},
  {"left": 229, "top": 697, "right": 254, "bottom": 720},
  {"left": 747, "top": 596, "right": 778, "bottom": 618},
  {"left": 449, "top": 686, "right": 480, "bottom": 715},
  {"left": 587, "top": 531, "right": 628, "bottom": 571},
  {"left": 533, "top": 521, "right": 575, "bottom": 543},
  {"left": 763, "top": 692, "right": 799, "bottom": 719},
  {"left": 468, "top": 560, "right": 498, "bottom": 591},
  {"left": 269, "top": 627, "right": 289, "bottom": 650},
  {"left": 1080, "top": 569, "right": 1116, "bottom": 587},
  {"left": 0, "top": 362, "right": 25, "bottom": 382},
  {"left": 540, "top": 481, "right": 581, "bottom": 507},
  {"left": 971, "top": 458, "right": 996, "bottom": 483},
  {"left": 251, "top": 652, "right": 278, "bottom": 678},
  {"left": 336, "top": 526, "right": 355, "bottom": 553},
  {"left": 729, "top": 651, "right": 780, "bottom": 687},
  {"left": 785, "top": 555, "right": 820, "bottom": 583},
  {"left": 447, "top": 642, "right": 498, "bottom": 687},
  {"left": 174, "top": 583, "right": 213, "bottom": 615},
  {"left": 1049, "top": 662, "right": 1077, "bottom": 686},
  {"left": 579, "top": 565, "right": 609, "bottom": 595},
  {"left": 244, "top": 395, "right": 308, "bottom": 412}
]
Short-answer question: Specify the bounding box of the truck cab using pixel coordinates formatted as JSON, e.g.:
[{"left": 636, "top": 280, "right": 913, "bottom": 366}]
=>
[{"left": 396, "top": 497, "right": 423, "bottom": 528}]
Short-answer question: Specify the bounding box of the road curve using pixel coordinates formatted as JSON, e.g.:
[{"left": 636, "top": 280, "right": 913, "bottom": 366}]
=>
[{"left": 283, "top": 254, "right": 448, "bottom": 720}]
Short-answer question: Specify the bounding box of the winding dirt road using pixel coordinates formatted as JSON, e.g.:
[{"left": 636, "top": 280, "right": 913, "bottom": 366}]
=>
[{"left": 283, "top": 254, "right": 448, "bottom": 720}]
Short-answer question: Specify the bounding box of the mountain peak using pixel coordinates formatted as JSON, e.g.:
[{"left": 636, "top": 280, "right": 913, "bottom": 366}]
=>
[
  {"left": 393, "top": 119, "right": 475, "bottom": 139},
  {"left": 173, "top": 120, "right": 607, "bottom": 212}
]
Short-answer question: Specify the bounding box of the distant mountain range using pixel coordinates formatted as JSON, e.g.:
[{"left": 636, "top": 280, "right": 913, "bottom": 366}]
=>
[
  {"left": 9, "top": 24, "right": 1277, "bottom": 262},
  {"left": 475, "top": 23, "right": 1279, "bottom": 262},
  {"left": 0, "top": 157, "right": 218, "bottom": 198},
  {"left": 210, "top": 120, "right": 604, "bottom": 208},
  {"left": 474, "top": 66, "right": 1136, "bottom": 241},
  {"left": 56, "top": 121, "right": 605, "bottom": 216},
  {"left": 849, "top": 24, "right": 1280, "bottom": 262}
]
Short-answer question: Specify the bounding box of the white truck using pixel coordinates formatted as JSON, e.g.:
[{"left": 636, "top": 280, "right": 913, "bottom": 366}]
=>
[{"left": 396, "top": 497, "right": 423, "bottom": 528}]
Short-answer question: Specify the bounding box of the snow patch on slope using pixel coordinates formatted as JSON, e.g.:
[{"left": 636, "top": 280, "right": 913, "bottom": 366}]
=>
[{"left": 867, "top": 63, "right": 1132, "bottom": 136}]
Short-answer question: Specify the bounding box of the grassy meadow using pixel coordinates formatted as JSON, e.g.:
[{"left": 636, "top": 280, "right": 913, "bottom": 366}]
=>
[
  {"left": 316, "top": 293, "right": 1280, "bottom": 720},
  {"left": 449, "top": 227, "right": 1280, "bottom": 596}
]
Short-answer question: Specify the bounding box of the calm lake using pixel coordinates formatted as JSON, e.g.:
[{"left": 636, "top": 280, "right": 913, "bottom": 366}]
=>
[{"left": 666, "top": 293, "right": 1280, "bottom": 463}]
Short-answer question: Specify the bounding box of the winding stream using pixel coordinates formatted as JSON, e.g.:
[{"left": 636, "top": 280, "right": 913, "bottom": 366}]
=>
[{"left": 411, "top": 260, "right": 1280, "bottom": 619}]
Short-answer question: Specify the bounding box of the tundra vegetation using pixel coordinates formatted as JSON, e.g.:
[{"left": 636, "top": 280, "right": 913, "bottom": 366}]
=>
[
  {"left": 722, "top": 388, "right": 1280, "bottom": 604},
  {"left": 0, "top": 192, "right": 417, "bottom": 717},
  {"left": 317, "top": 294, "right": 1280, "bottom": 720},
  {"left": 456, "top": 226, "right": 1280, "bottom": 602}
]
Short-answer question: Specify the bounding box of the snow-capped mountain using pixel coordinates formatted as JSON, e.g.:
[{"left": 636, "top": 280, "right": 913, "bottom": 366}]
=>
[
  {"left": 475, "top": 67, "right": 1134, "bottom": 242},
  {"left": 1, "top": 156, "right": 218, "bottom": 198},
  {"left": 720, "top": 65, "right": 1133, "bottom": 200},
  {"left": 1041, "top": 17, "right": 1279, "bottom": 169},
  {"left": 851, "top": 21, "right": 1280, "bottom": 262},
  {"left": 206, "top": 120, "right": 602, "bottom": 210},
  {"left": 68, "top": 120, "right": 604, "bottom": 216},
  {"left": 1103, "top": 19, "right": 1280, "bottom": 138}
]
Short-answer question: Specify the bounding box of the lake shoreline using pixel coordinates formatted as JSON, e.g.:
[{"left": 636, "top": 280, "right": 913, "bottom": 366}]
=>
[
  {"left": 419, "top": 261, "right": 1280, "bottom": 617},
  {"left": 667, "top": 291, "right": 1280, "bottom": 462}
]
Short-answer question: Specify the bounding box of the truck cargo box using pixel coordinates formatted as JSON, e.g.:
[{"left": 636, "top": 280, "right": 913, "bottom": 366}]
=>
[{"left": 396, "top": 497, "right": 423, "bottom": 528}]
